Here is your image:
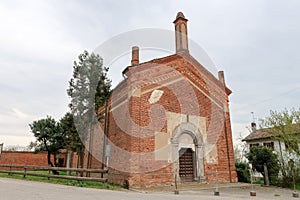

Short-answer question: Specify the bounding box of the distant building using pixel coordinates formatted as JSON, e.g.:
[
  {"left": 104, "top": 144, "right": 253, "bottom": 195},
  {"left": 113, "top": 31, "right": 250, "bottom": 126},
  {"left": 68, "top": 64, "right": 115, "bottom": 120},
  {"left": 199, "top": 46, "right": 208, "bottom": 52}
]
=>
[
  {"left": 87, "top": 12, "right": 237, "bottom": 188},
  {"left": 242, "top": 122, "right": 299, "bottom": 174},
  {"left": 242, "top": 122, "right": 300, "bottom": 154}
]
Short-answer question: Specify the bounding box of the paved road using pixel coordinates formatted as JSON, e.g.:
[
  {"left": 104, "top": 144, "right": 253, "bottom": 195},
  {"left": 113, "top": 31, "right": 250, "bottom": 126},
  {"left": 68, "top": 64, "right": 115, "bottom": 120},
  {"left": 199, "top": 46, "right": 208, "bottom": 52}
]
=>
[{"left": 0, "top": 177, "right": 298, "bottom": 200}]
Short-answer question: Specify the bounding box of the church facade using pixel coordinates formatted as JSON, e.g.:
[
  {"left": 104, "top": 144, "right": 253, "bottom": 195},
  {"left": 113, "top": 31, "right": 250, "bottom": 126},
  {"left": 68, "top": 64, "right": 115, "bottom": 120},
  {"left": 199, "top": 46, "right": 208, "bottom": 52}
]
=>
[{"left": 89, "top": 12, "right": 237, "bottom": 188}]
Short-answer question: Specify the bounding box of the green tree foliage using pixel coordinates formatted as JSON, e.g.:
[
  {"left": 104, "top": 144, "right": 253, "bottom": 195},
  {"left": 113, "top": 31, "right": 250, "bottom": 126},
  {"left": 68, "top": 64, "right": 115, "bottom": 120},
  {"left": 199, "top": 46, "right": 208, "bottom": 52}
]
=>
[
  {"left": 235, "top": 161, "right": 250, "bottom": 183},
  {"left": 29, "top": 116, "right": 65, "bottom": 174},
  {"left": 260, "top": 108, "right": 300, "bottom": 156},
  {"left": 246, "top": 146, "right": 279, "bottom": 185},
  {"left": 60, "top": 112, "right": 84, "bottom": 153},
  {"left": 67, "top": 50, "right": 111, "bottom": 120},
  {"left": 67, "top": 50, "right": 111, "bottom": 168}
]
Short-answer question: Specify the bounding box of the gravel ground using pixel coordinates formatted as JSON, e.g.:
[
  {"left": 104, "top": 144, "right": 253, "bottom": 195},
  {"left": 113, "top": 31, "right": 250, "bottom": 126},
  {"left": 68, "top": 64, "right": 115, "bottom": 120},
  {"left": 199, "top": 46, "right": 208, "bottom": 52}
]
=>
[{"left": 0, "top": 177, "right": 299, "bottom": 200}]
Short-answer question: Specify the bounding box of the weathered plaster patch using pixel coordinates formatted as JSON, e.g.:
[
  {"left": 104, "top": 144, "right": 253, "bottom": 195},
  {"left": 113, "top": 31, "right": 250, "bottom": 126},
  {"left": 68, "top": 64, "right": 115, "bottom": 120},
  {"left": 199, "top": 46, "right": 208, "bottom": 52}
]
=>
[
  {"left": 205, "top": 144, "right": 218, "bottom": 164},
  {"left": 154, "top": 111, "right": 218, "bottom": 163},
  {"left": 178, "top": 133, "right": 195, "bottom": 151},
  {"left": 155, "top": 131, "right": 171, "bottom": 161},
  {"left": 148, "top": 90, "right": 164, "bottom": 104},
  {"left": 166, "top": 112, "right": 206, "bottom": 143},
  {"left": 131, "top": 88, "right": 141, "bottom": 97}
]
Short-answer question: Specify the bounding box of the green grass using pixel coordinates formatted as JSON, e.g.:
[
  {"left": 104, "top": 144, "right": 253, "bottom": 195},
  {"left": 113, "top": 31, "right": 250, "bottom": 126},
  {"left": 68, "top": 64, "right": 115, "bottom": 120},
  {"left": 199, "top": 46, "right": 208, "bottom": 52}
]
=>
[
  {"left": 252, "top": 178, "right": 264, "bottom": 185},
  {"left": 0, "top": 172, "right": 120, "bottom": 190}
]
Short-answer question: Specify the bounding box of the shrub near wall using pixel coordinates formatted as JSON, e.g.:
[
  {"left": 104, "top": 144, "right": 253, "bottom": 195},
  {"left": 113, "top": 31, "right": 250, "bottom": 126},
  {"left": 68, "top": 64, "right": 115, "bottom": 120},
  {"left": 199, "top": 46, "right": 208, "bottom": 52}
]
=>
[{"left": 235, "top": 162, "right": 250, "bottom": 183}]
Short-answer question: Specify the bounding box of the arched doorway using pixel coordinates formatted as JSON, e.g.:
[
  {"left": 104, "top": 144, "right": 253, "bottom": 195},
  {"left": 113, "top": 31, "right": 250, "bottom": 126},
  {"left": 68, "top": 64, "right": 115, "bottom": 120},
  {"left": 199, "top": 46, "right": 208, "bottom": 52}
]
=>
[{"left": 171, "top": 123, "right": 205, "bottom": 183}]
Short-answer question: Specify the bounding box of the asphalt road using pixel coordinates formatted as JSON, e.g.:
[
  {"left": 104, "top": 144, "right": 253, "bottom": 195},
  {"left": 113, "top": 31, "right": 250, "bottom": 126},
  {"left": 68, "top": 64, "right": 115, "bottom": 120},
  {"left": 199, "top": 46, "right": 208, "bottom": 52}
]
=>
[{"left": 0, "top": 177, "right": 298, "bottom": 200}]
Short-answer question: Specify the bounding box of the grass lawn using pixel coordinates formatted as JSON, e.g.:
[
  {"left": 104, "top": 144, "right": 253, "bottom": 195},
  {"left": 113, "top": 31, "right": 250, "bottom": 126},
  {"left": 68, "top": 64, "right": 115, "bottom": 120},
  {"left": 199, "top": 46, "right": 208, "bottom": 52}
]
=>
[{"left": 0, "top": 171, "right": 120, "bottom": 190}]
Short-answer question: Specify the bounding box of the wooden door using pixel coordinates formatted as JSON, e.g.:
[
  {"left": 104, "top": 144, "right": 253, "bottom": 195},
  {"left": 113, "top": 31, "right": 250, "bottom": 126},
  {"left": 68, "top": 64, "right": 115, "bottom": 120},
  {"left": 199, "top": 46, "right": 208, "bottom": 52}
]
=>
[{"left": 179, "top": 148, "right": 194, "bottom": 182}]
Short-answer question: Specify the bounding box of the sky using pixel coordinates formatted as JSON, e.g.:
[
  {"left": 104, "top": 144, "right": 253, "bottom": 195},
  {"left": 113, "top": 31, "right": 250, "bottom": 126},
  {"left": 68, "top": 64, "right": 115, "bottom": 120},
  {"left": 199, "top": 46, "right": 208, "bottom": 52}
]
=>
[{"left": 0, "top": 0, "right": 299, "bottom": 148}]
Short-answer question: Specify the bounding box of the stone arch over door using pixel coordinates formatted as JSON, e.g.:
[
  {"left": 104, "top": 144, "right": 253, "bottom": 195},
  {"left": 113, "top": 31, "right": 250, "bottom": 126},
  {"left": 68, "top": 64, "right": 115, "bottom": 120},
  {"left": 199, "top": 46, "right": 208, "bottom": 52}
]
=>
[{"left": 171, "top": 122, "right": 205, "bottom": 183}]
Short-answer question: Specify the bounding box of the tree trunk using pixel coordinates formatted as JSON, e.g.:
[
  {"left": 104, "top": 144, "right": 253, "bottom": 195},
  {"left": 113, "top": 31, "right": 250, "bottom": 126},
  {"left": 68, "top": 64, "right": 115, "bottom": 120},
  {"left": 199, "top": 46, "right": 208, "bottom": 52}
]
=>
[
  {"left": 86, "top": 125, "right": 94, "bottom": 177},
  {"left": 47, "top": 151, "right": 59, "bottom": 175},
  {"left": 78, "top": 151, "right": 84, "bottom": 177},
  {"left": 278, "top": 141, "right": 286, "bottom": 177},
  {"left": 264, "top": 163, "right": 270, "bottom": 186},
  {"left": 43, "top": 140, "right": 59, "bottom": 175},
  {"left": 47, "top": 151, "right": 53, "bottom": 166},
  {"left": 66, "top": 151, "right": 73, "bottom": 176},
  {"left": 54, "top": 154, "right": 58, "bottom": 167}
]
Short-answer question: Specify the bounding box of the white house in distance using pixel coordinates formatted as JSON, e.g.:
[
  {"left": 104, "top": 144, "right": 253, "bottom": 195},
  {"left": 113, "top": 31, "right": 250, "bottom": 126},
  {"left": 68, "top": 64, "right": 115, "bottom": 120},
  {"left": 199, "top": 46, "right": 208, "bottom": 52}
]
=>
[
  {"left": 242, "top": 122, "right": 299, "bottom": 166},
  {"left": 242, "top": 122, "right": 279, "bottom": 151}
]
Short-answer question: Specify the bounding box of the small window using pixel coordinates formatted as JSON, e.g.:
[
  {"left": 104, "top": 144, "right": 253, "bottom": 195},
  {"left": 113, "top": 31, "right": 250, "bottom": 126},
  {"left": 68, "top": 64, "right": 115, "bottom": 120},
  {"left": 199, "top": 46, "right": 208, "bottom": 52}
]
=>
[
  {"left": 250, "top": 143, "right": 259, "bottom": 148},
  {"left": 263, "top": 142, "right": 274, "bottom": 150}
]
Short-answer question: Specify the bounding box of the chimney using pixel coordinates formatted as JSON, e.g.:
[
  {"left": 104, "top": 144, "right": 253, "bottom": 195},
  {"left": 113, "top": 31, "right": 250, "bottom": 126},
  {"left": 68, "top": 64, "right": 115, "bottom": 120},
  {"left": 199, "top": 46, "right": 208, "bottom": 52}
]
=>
[
  {"left": 218, "top": 71, "right": 225, "bottom": 85},
  {"left": 131, "top": 46, "right": 139, "bottom": 66},
  {"left": 173, "top": 12, "right": 189, "bottom": 53},
  {"left": 251, "top": 122, "right": 257, "bottom": 133}
]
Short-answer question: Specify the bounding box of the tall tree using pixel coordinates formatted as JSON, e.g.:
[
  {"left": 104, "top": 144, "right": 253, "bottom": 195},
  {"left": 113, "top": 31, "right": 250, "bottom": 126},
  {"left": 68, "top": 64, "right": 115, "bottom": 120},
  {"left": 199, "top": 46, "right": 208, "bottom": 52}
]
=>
[
  {"left": 29, "top": 116, "right": 65, "bottom": 174},
  {"left": 260, "top": 108, "right": 300, "bottom": 156},
  {"left": 67, "top": 50, "right": 111, "bottom": 170}
]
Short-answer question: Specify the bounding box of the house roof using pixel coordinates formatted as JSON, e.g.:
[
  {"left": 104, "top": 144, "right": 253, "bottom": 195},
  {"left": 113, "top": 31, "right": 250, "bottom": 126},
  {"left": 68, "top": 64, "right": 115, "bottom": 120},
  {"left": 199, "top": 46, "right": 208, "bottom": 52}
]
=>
[{"left": 242, "top": 130, "right": 273, "bottom": 142}]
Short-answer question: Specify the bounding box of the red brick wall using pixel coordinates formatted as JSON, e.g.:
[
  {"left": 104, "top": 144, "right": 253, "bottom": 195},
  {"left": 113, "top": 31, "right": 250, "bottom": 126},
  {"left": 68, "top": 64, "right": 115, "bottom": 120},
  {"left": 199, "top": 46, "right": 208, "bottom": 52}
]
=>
[
  {"left": 0, "top": 151, "right": 54, "bottom": 167},
  {"left": 91, "top": 52, "right": 237, "bottom": 188},
  {"left": 0, "top": 151, "right": 79, "bottom": 169}
]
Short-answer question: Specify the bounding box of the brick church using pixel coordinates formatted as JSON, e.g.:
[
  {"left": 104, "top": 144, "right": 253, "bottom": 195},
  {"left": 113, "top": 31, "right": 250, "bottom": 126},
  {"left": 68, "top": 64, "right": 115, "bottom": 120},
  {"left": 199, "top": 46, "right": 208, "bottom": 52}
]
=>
[{"left": 88, "top": 12, "right": 237, "bottom": 188}]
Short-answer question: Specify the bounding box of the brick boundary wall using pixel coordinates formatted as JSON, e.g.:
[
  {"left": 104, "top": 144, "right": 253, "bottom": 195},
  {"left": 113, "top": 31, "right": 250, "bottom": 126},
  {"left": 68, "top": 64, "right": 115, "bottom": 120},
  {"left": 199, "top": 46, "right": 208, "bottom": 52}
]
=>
[{"left": 0, "top": 151, "right": 78, "bottom": 169}]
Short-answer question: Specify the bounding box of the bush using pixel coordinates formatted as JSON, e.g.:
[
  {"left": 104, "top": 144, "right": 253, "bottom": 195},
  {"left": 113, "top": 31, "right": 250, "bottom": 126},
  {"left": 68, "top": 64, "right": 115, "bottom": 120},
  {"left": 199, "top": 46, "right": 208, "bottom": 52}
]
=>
[
  {"left": 274, "top": 163, "right": 300, "bottom": 189},
  {"left": 235, "top": 161, "right": 250, "bottom": 183}
]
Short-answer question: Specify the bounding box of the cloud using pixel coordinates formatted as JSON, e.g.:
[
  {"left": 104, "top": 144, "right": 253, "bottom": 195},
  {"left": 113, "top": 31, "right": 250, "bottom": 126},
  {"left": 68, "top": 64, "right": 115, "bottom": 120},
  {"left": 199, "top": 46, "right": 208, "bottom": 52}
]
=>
[
  {"left": 231, "top": 122, "right": 252, "bottom": 147},
  {"left": 10, "top": 108, "right": 29, "bottom": 119},
  {"left": 0, "top": 0, "right": 300, "bottom": 146},
  {"left": 0, "top": 135, "right": 35, "bottom": 147}
]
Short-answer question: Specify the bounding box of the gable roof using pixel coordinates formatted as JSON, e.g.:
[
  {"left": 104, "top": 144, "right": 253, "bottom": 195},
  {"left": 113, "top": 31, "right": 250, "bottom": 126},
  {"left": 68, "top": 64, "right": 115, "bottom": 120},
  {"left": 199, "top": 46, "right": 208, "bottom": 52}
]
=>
[
  {"left": 122, "top": 51, "right": 232, "bottom": 95},
  {"left": 242, "top": 123, "right": 300, "bottom": 142},
  {"left": 242, "top": 130, "right": 273, "bottom": 142}
]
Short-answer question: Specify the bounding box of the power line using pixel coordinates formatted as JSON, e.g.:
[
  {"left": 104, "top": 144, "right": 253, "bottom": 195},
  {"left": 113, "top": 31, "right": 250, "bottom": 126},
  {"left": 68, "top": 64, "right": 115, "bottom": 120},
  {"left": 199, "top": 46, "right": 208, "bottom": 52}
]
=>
[{"left": 236, "top": 86, "right": 300, "bottom": 110}]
